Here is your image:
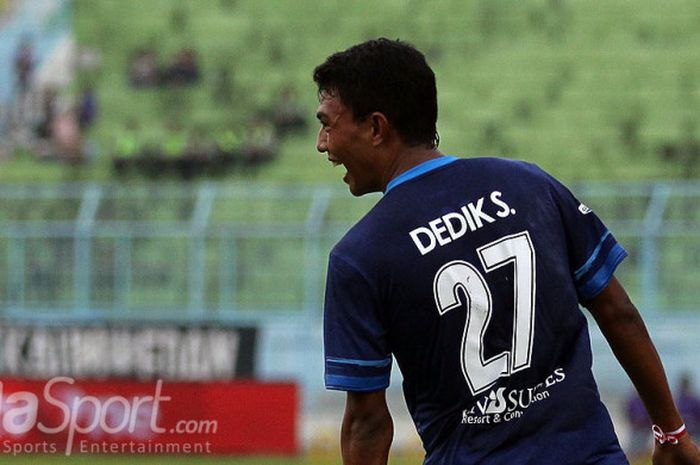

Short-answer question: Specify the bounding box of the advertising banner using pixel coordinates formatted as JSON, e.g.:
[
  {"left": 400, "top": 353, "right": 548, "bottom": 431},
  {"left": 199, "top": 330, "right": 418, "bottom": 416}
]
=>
[
  {"left": 0, "top": 323, "right": 257, "bottom": 380},
  {"left": 0, "top": 377, "right": 298, "bottom": 456}
]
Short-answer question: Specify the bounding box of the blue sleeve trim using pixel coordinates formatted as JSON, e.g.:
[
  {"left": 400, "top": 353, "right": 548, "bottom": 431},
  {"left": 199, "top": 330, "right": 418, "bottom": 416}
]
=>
[
  {"left": 325, "top": 374, "right": 390, "bottom": 392},
  {"left": 574, "top": 230, "right": 612, "bottom": 280},
  {"left": 578, "top": 243, "right": 627, "bottom": 301},
  {"left": 326, "top": 356, "right": 392, "bottom": 368}
]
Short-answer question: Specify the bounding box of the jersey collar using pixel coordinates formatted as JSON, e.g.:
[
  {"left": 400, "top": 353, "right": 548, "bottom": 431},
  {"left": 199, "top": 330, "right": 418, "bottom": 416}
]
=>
[{"left": 384, "top": 156, "right": 458, "bottom": 194}]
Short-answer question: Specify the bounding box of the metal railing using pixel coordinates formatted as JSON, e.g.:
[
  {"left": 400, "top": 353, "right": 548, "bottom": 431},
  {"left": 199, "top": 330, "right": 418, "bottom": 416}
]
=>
[{"left": 0, "top": 181, "right": 699, "bottom": 325}]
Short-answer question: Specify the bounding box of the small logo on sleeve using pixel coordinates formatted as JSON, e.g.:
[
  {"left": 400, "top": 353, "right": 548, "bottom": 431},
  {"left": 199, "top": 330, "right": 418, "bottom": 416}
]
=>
[{"left": 578, "top": 203, "right": 592, "bottom": 215}]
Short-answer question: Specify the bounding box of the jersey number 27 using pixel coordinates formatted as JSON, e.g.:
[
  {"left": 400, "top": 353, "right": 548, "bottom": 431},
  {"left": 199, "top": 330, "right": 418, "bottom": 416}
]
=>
[{"left": 433, "top": 231, "right": 536, "bottom": 395}]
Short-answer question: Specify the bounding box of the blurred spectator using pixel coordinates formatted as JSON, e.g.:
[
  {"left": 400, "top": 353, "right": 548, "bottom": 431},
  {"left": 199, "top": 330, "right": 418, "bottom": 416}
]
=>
[
  {"left": 271, "top": 86, "right": 307, "bottom": 136},
  {"left": 76, "top": 46, "right": 102, "bottom": 73},
  {"left": 186, "top": 126, "right": 216, "bottom": 159},
  {"left": 214, "top": 125, "right": 241, "bottom": 160},
  {"left": 676, "top": 372, "right": 700, "bottom": 434},
  {"left": 129, "top": 46, "right": 201, "bottom": 89},
  {"left": 129, "top": 48, "right": 159, "bottom": 87},
  {"left": 113, "top": 120, "right": 141, "bottom": 159},
  {"left": 625, "top": 392, "right": 650, "bottom": 460},
  {"left": 178, "top": 126, "right": 214, "bottom": 179},
  {"left": 163, "top": 123, "right": 188, "bottom": 159},
  {"left": 13, "top": 36, "right": 34, "bottom": 124},
  {"left": 163, "top": 48, "right": 200, "bottom": 86},
  {"left": 211, "top": 125, "right": 241, "bottom": 175},
  {"left": 52, "top": 108, "right": 83, "bottom": 163},
  {"left": 240, "top": 113, "right": 278, "bottom": 170},
  {"left": 35, "top": 87, "right": 58, "bottom": 140},
  {"left": 14, "top": 37, "right": 34, "bottom": 93},
  {"left": 77, "top": 86, "right": 98, "bottom": 132}
]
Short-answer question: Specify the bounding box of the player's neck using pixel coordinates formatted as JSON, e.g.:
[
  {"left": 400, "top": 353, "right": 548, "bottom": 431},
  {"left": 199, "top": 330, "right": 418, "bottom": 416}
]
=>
[{"left": 382, "top": 146, "right": 444, "bottom": 191}]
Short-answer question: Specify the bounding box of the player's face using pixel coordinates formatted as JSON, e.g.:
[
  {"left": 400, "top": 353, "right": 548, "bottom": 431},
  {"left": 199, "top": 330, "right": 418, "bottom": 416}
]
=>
[{"left": 315, "top": 92, "right": 382, "bottom": 196}]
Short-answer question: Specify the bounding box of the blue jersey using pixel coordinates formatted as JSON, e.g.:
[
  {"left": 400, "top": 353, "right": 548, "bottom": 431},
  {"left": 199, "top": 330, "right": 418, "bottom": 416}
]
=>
[{"left": 323, "top": 156, "right": 629, "bottom": 464}]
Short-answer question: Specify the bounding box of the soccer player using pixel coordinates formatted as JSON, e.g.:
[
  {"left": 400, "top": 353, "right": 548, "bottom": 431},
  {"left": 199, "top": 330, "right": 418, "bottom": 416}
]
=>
[{"left": 314, "top": 38, "right": 700, "bottom": 465}]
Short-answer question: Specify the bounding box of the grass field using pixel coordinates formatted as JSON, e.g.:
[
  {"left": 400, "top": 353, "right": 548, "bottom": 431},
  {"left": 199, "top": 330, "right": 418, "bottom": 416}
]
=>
[
  {"left": 0, "top": 452, "right": 651, "bottom": 464},
  {"left": 0, "top": 453, "right": 416, "bottom": 464}
]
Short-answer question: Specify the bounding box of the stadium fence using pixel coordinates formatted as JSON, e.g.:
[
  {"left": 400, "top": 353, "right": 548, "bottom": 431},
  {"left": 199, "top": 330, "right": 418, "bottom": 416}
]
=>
[{"left": 1, "top": 181, "right": 699, "bottom": 409}]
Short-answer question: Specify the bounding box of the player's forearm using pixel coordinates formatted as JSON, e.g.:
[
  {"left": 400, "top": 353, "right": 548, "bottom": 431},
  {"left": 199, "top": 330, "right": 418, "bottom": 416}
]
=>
[
  {"left": 597, "top": 307, "right": 681, "bottom": 429},
  {"left": 587, "top": 280, "right": 682, "bottom": 430},
  {"left": 341, "top": 405, "right": 393, "bottom": 465}
]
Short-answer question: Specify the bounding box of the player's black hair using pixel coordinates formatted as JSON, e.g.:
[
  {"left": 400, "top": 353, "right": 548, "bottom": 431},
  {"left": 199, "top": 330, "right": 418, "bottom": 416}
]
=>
[{"left": 313, "top": 38, "right": 439, "bottom": 149}]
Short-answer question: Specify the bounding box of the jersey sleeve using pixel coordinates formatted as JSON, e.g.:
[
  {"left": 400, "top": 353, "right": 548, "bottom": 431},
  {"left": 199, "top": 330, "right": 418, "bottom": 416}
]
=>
[
  {"left": 323, "top": 253, "right": 392, "bottom": 392},
  {"left": 546, "top": 174, "right": 628, "bottom": 302}
]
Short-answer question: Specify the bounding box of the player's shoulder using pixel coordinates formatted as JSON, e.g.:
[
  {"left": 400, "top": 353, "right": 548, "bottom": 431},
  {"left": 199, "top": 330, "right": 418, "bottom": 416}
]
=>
[
  {"left": 463, "top": 157, "right": 563, "bottom": 195},
  {"left": 458, "top": 156, "right": 551, "bottom": 178},
  {"left": 332, "top": 203, "right": 384, "bottom": 256},
  {"left": 330, "top": 193, "right": 400, "bottom": 268},
  {"left": 328, "top": 226, "right": 383, "bottom": 288}
]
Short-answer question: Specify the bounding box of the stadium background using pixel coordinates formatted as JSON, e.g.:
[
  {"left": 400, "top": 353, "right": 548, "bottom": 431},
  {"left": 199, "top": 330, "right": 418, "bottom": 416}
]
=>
[{"left": 1, "top": 0, "right": 700, "bottom": 463}]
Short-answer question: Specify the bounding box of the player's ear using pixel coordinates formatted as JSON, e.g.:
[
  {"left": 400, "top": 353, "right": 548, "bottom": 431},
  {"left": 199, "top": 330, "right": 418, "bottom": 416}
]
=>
[{"left": 368, "top": 112, "right": 389, "bottom": 147}]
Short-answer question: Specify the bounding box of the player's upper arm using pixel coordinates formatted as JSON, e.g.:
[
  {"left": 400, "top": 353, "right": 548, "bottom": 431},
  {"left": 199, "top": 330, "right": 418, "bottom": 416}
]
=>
[
  {"left": 324, "top": 253, "right": 392, "bottom": 392},
  {"left": 583, "top": 276, "right": 639, "bottom": 324},
  {"left": 542, "top": 172, "right": 628, "bottom": 302}
]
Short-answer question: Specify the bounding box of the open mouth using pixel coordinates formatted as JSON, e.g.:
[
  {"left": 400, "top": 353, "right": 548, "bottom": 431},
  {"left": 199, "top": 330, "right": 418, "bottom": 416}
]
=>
[{"left": 328, "top": 156, "right": 349, "bottom": 184}]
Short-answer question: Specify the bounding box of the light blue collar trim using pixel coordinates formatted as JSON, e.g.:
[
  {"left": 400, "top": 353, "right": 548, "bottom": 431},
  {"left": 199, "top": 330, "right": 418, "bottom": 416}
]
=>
[{"left": 384, "top": 156, "right": 458, "bottom": 194}]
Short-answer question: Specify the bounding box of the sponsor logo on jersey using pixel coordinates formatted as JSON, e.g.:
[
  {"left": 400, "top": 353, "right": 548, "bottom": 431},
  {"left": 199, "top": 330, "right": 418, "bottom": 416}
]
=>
[{"left": 461, "top": 368, "right": 566, "bottom": 425}]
